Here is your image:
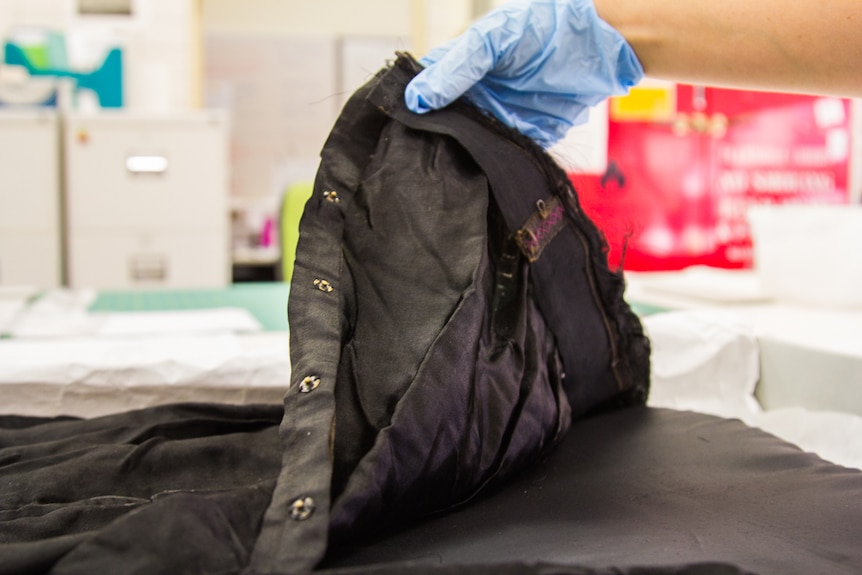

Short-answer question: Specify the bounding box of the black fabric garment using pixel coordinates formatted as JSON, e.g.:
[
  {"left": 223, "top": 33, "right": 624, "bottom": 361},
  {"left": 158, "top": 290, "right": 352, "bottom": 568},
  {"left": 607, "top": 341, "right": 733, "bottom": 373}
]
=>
[
  {"left": 0, "top": 403, "right": 284, "bottom": 574},
  {"left": 2, "top": 53, "right": 861, "bottom": 575},
  {"left": 248, "top": 53, "right": 650, "bottom": 573},
  {"left": 3, "top": 407, "right": 862, "bottom": 574},
  {"left": 319, "top": 562, "right": 756, "bottom": 575}
]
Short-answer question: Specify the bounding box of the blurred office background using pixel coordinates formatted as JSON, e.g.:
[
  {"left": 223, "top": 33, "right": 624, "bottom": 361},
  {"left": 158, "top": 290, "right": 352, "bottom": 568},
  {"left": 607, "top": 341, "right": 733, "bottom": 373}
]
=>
[
  {"left": 0, "top": 0, "right": 859, "bottom": 289},
  {"left": 0, "top": 0, "right": 496, "bottom": 288}
]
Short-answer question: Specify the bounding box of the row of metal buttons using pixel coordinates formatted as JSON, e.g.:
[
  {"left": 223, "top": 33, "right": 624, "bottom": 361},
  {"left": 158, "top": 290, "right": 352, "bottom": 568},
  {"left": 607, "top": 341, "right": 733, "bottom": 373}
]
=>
[{"left": 287, "top": 188, "right": 341, "bottom": 522}]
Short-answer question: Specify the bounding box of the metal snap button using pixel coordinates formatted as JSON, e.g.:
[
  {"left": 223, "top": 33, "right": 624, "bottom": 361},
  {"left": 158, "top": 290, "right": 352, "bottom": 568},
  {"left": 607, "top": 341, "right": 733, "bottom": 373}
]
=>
[
  {"left": 313, "top": 279, "right": 333, "bottom": 293},
  {"left": 323, "top": 190, "right": 341, "bottom": 203},
  {"left": 299, "top": 376, "right": 321, "bottom": 393},
  {"left": 289, "top": 497, "right": 316, "bottom": 521}
]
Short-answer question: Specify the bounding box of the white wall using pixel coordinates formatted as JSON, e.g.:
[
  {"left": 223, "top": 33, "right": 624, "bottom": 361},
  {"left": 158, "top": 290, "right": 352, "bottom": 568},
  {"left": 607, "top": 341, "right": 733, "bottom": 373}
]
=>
[
  {"left": 201, "top": 0, "right": 476, "bottom": 204},
  {"left": 415, "top": 0, "right": 472, "bottom": 55},
  {"left": 201, "top": 0, "right": 473, "bottom": 56},
  {"left": 202, "top": 0, "right": 412, "bottom": 38},
  {"left": 851, "top": 99, "right": 862, "bottom": 204},
  {"left": 0, "top": 0, "right": 70, "bottom": 31}
]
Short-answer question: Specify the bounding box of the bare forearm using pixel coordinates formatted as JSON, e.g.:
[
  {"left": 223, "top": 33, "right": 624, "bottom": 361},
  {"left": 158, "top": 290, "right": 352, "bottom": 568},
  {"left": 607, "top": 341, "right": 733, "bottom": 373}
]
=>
[{"left": 594, "top": 0, "right": 862, "bottom": 97}]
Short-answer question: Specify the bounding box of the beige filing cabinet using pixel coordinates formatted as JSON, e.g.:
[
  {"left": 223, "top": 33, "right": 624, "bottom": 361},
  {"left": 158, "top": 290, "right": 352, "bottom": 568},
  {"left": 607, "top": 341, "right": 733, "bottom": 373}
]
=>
[
  {"left": 64, "top": 111, "right": 230, "bottom": 289},
  {"left": 0, "top": 110, "right": 62, "bottom": 288}
]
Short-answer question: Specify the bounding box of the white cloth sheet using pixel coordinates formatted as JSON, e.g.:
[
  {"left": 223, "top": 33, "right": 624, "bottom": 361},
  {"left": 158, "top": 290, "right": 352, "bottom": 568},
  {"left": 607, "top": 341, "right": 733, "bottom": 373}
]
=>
[
  {"left": 0, "top": 332, "right": 291, "bottom": 418},
  {"left": 0, "top": 288, "right": 291, "bottom": 418}
]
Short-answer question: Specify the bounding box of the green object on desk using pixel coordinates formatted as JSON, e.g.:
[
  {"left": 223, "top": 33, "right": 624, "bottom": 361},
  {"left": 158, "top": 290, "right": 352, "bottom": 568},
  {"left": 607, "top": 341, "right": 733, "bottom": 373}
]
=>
[
  {"left": 280, "top": 182, "right": 315, "bottom": 282},
  {"left": 89, "top": 283, "right": 291, "bottom": 332},
  {"left": 626, "top": 301, "right": 667, "bottom": 317}
]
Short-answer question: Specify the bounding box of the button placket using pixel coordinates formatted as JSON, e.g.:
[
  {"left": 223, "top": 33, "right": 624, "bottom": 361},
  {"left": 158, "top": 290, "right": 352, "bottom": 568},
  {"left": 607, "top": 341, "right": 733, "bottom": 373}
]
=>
[{"left": 250, "top": 95, "right": 358, "bottom": 573}]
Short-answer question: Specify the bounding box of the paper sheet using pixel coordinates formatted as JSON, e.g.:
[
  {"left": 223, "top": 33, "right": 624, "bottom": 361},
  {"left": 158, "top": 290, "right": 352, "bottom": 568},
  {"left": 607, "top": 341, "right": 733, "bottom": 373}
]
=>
[
  {"left": 0, "top": 285, "right": 38, "bottom": 335},
  {"left": 0, "top": 299, "right": 27, "bottom": 335},
  {"left": 9, "top": 288, "right": 263, "bottom": 339}
]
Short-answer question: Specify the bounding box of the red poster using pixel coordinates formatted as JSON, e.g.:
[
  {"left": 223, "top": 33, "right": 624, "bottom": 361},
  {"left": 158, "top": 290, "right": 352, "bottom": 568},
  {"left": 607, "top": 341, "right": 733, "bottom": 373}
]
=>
[{"left": 572, "top": 87, "right": 851, "bottom": 271}]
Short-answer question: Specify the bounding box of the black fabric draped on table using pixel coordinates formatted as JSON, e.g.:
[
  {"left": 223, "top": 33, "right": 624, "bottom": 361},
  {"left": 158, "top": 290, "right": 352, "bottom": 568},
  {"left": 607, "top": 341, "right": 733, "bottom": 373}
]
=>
[{"left": 3, "top": 406, "right": 862, "bottom": 574}]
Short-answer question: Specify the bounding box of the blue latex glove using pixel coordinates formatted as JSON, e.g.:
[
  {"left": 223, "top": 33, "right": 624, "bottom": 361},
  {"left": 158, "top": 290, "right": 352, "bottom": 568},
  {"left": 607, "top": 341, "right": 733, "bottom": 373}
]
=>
[{"left": 405, "top": 0, "right": 643, "bottom": 148}]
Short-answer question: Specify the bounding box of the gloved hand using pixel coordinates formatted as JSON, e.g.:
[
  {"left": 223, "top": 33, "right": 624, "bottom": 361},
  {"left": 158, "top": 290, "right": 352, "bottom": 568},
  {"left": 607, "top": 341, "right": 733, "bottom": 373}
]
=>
[{"left": 404, "top": 0, "right": 643, "bottom": 148}]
